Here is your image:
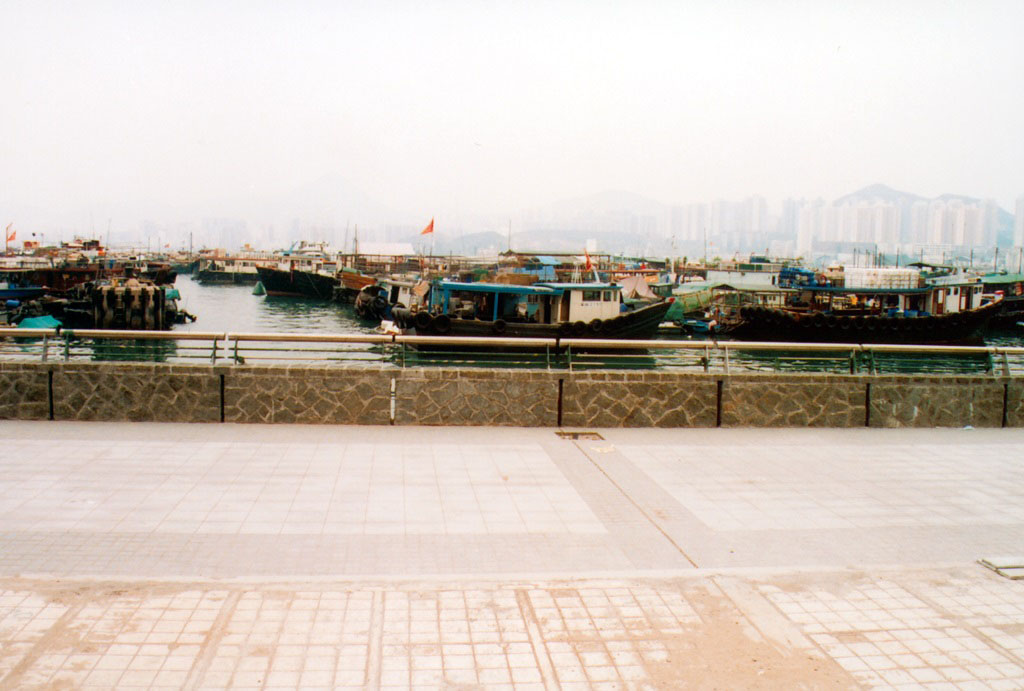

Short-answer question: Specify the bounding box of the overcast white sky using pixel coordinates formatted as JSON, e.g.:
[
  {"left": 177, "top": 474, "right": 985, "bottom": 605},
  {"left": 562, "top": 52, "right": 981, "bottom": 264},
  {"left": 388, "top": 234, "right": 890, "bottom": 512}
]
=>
[{"left": 2, "top": 0, "right": 1023, "bottom": 232}]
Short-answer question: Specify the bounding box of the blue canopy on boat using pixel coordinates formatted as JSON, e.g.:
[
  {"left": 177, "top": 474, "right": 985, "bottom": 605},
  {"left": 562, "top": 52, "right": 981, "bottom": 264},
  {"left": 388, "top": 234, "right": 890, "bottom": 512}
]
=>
[{"left": 17, "top": 315, "right": 61, "bottom": 329}]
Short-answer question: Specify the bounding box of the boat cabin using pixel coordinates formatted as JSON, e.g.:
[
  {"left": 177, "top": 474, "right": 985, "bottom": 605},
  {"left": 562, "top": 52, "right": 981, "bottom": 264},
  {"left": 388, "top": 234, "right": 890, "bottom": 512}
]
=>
[
  {"left": 430, "top": 281, "right": 623, "bottom": 324},
  {"left": 377, "top": 277, "right": 431, "bottom": 310}
]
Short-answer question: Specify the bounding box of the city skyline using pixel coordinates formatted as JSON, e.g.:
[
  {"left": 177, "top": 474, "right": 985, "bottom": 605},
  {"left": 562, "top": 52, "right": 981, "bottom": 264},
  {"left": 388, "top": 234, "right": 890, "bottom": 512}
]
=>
[{"left": 20, "top": 183, "right": 1021, "bottom": 262}]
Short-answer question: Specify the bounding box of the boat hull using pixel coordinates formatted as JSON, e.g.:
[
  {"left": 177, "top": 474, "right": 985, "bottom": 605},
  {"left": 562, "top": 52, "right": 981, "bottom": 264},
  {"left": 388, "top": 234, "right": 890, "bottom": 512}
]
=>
[
  {"left": 0, "top": 287, "right": 47, "bottom": 301},
  {"left": 411, "top": 299, "right": 673, "bottom": 341},
  {"left": 733, "top": 301, "right": 1002, "bottom": 345},
  {"left": 255, "top": 266, "right": 339, "bottom": 299},
  {"left": 989, "top": 295, "right": 1024, "bottom": 330},
  {"left": 196, "top": 269, "right": 261, "bottom": 285}
]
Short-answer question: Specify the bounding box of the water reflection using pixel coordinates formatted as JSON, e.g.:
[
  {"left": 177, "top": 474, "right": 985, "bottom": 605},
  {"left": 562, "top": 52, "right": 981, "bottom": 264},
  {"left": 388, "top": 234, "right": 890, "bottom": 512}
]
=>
[
  {"left": 84, "top": 338, "right": 179, "bottom": 363},
  {"left": 174, "top": 275, "right": 376, "bottom": 334}
]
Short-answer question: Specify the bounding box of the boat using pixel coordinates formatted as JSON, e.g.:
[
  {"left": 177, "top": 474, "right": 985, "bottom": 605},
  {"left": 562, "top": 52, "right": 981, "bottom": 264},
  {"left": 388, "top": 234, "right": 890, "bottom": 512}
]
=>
[
  {"left": 386, "top": 280, "right": 673, "bottom": 340},
  {"left": 3, "top": 278, "right": 194, "bottom": 330},
  {"left": 254, "top": 243, "right": 341, "bottom": 299},
  {"left": 730, "top": 266, "right": 1002, "bottom": 345},
  {"left": 256, "top": 264, "right": 339, "bottom": 299},
  {"left": 332, "top": 267, "right": 378, "bottom": 303},
  {"left": 195, "top": 257, "right": 264, "bottom": 284},
  {"left": 354, "top": 277, "right": 430, "bottom": 321},
  {"left": 979, "top": 271, "right": 1024, "bottom": 330},
  {"left": 0, "top": 276, "right": 47, "bottom": 301}
]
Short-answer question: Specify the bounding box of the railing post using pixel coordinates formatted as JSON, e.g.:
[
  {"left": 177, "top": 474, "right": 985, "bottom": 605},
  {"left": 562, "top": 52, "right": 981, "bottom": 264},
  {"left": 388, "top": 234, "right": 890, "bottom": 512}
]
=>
[
  {"left": 1001, "top": 351, "right": 1011, "bottom": 377},
  {"left": 702, "top": 345, "right": 710, "bottom": 373},
  {"left": 232, "top": 338, "right": 241, "bottom": 365},
  {"left": 41, "top": 334, "right": 49, "bottom": 362},
  {"left": 723, "top": 344, "right": 730, "bottom": 374},
  {"left": 211, "top": 338, "right": 218, "bottom": 364},
  {"left": 849, "top": 348, "right": 857, "bottom": 374},
  {"left": 545, "top": 344, "right": 550, "bottom": 370},
  {"left": 567, "top": 345, "right": 573, "bottom": 372}
]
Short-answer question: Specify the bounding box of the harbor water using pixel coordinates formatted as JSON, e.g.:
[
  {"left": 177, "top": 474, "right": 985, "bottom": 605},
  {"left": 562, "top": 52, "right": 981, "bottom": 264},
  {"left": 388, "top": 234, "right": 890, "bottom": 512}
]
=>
[
  {"left": 173, "top": 275, "right": 377, "bottom": 335},
  {"left": 167, "top": 275, "right": 1024, "bottom": 375}
]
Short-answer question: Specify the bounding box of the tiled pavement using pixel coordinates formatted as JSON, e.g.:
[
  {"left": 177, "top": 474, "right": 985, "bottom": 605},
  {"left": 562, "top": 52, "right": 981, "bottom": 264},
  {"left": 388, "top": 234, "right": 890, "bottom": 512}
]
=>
[{"left": 1, "top": 422, "right": 1023, "bottom": 689}]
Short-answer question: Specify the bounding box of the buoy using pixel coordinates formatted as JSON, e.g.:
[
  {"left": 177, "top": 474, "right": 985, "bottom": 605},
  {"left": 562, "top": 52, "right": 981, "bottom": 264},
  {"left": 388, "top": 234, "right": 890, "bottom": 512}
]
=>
[{"left": 252, "top": 281, "right": 266, "bottom": 296}]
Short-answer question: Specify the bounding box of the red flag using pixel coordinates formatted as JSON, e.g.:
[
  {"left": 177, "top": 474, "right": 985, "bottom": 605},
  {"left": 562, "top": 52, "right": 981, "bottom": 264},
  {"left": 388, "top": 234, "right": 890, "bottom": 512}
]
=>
[
  {"left": 5, "top": 224, "right": 14, "bottom": 243},
  {"left": 420, "top": 218, "right": 434, "bottom": 235},
  {"left": 585, "top": 249, "right": 592, "bottom": 271}
]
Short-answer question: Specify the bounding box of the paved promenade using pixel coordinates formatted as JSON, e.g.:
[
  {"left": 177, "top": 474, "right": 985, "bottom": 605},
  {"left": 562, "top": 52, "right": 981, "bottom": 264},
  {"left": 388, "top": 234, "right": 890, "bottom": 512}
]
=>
[{"left": 1, "top": 422, "right": 1023, "bottom": 689}]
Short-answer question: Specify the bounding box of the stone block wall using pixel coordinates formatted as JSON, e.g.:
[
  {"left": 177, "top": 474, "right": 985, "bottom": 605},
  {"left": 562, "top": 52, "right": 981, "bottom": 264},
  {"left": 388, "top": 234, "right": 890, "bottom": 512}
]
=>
[
  {"left": 0, "top": 363, "right": 50, "bottom": 420},
  {"left": 50, "top": 363, "right": 221, "bottom": 423},
  {"left": 224, "top": 366, "right": 391, "bottom": 424},
  {"left": 721, "top": 376, "right": 867, "bottom": 428},
  {"left": 1, "top": 361, "right": 1022, "bottom": 428},
  {"left": 868, "top": 378, "right": 1006, "bottom": 428},
  {"left": 395, "top": 369, "right": 558, "bottom": 426},
  {"left": 1007, "top": 380, "right": 1024, "bottom": 427},
  {"left": 563, "top": 372, "right": 717, "bottom": 427}
]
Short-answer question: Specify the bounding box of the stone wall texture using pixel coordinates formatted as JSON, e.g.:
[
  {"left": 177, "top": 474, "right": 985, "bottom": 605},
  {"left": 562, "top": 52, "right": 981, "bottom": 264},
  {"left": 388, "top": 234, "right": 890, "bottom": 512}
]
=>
[
  {"left": 395, "top": 369, "right": 558, "bottom": 426},
  {"left": 0, "top": 363, "right": 49, "bottom": 420},
  {"left": 1007, "top": 381, "right": 1023, "bottom": 428},
  {"left": 869, "top": 378, "right": 1006, "bottom": 428},
  {"left": 1, "top": 361, "right": 1021, "bottom": 428},
  {"left": 721, "top": 376, "right": 867, "bottom": 428},
  {"left": 224, "top": 366, "right": 391, "bottom": 424},
  {"left": 51, "top": 364, "right": 220, "bottom": 422},
  {"left": 563, "top": 372, "right": 717, "bottom": 427}
]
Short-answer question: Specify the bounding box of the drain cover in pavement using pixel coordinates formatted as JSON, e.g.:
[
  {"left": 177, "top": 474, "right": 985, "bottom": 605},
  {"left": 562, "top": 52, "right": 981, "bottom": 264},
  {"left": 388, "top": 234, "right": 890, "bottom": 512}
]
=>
[
  {"left": 979, "top": 557, "right": 1024, "bottom": 580},
  {"left": 556, "top": 431, "right": 604, "bottom": 440}
]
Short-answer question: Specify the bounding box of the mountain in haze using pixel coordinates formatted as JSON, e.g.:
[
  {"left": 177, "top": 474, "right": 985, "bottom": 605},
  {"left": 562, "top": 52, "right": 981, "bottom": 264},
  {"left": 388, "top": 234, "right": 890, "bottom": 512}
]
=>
[{"left": 834, "top": 183, "right": 927, "bottom": 206}]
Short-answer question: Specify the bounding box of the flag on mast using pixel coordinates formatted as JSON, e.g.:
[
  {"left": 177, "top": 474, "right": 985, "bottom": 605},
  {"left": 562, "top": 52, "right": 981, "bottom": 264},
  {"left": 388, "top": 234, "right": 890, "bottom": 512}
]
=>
[
  {"left": 420, "top": 218, "right": 434, "bottom": 235},
  {"left": 5, "top": 223, "right": 14, "bottom": 243},
  {"left": 584, "top": 248, "right": 592, "bottom": 271}
]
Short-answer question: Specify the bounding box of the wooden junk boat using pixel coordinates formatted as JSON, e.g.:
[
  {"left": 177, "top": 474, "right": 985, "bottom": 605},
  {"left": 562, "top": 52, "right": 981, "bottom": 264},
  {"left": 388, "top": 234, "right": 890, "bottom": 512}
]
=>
[
  {"left": 383, "top": 280, "right": 673, "bottom": 340},
  {"left": 731, "top": 267, "right": 1002, "bottom": 345}
]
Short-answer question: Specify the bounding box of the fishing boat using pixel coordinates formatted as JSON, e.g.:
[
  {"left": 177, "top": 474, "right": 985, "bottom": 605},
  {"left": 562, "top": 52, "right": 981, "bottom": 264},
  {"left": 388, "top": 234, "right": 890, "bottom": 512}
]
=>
[
  {"left": 731, "top": 266, "right": 1001, "bottom": 345},
  {"left": 253, "top": 242, "right": 345, "bottom": 299},
  {"left": 385, "top": 280, "right": 672, "bottom": 340},
  {"left": 354, "top": 277, "right": 431, "bottom": 321},
  {"left": 255, "top": 263, "right": 339, "bottom": 299},
  {"left": 0, "top": 273, "right": 47, "bottom": 301},
  {"left": 333, "top": 267, "right": 378, "bottom": 303},
  {"left": 979, "top": 270, "right": 1024, "bottom": 330},
  {"left": 195, "top": 257, "right": 265, "bottom": 284}
]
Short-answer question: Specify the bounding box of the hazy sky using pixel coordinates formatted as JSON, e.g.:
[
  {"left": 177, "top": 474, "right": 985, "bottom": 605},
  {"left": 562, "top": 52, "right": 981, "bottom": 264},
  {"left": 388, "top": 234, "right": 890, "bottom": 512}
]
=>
[{"left": 2, "top": 0, "right": 1023, "bottom": 232}]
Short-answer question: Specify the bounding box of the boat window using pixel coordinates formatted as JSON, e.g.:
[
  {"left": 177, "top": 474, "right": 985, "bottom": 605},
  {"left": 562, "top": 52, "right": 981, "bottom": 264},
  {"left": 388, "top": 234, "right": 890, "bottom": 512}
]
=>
[
  {"left": 582, "top": 290, "right": 601, "bottom": 301},
  {"left": 603, "top": 291, "right": 613, "bottom": 301}
]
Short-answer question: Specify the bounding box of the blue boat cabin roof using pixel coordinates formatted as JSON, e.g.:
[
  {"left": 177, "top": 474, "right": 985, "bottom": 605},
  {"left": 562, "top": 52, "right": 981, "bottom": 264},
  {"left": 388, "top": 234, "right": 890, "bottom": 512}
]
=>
[{"left": 437, "top": 281, "right": 622, "bottom": 296}]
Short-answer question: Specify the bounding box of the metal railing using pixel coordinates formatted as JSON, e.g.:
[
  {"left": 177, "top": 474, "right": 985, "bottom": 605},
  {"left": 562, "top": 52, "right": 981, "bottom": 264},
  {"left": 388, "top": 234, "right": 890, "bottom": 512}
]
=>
[{"left": 2, "top": 327, "right": 1024, "bottom": 375}]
